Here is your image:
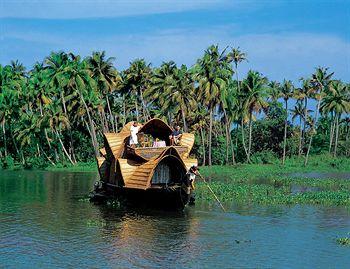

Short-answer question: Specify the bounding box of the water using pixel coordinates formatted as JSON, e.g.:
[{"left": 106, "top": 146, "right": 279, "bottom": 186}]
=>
[
  {"left": 288, "top": 172, "right": 350, "bottom": 180},
  {"left": 0, "top": 171, "right": 349, "bottom": 268}
]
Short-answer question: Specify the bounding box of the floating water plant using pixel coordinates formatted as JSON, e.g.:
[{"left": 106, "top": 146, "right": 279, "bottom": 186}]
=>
[{"left": 336, "top": 235, "right": 350, "bottom": 246}]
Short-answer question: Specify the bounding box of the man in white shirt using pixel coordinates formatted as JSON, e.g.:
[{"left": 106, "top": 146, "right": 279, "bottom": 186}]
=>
[
  {"left": 183, "top": 165, "right": 199, "bottom": 205},
  {"left": 129, "top": 121, "right": 140, "bottom": 147}
]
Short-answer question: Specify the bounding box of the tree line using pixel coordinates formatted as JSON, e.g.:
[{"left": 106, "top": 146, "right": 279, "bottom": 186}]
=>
[{"left": 0, "top": 45, "right": 349, "bottom": 168}]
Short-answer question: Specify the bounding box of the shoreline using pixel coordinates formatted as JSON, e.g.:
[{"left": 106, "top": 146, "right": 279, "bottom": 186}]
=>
[{"left": 1, "top": 155, "right": 349, "bottom": 206}]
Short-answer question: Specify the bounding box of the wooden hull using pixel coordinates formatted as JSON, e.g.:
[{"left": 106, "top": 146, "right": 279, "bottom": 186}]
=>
[{"left": 90, "top": 184, "right": 191, "bottom": 210}]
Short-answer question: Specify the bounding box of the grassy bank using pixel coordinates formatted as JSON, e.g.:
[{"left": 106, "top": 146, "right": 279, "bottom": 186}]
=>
[{"left": 197, "top": 155, "right": 350, "bottom": 206}]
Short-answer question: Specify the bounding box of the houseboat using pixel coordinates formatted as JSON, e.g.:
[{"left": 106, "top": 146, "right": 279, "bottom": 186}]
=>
[{"left": 91, "top": 118, "right": 198, "bottom": 209}]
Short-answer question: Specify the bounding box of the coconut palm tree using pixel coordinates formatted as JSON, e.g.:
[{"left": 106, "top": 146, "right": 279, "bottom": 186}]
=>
[
  {"left": 86, "top": 51, "right": 121, "bottom": 132},
  {"left": 294, "top": 78, "right": 314, "bottom": 156},
  {"left": 148, "top": 63, "right": 195, "bottom": 130},
  {"left": 321, "top": 80, "right": 350, "bottom": 157},
  {"left": 229, "top": 47, "right": 247, "bottom": 95},
  {"left": 291, "top": 101, "right": 312, "bottom": 156},
  {"left": 240, "top": 70, "right": 269, "bottom": 162},
  {"left": 122, "top": 59, "right": 152, "bottom": 122},
  {"left": 280, "top": 80, "right": 294, "bottom": 164},
  {"left": 193, "top": 45, "right": 233, "bottom": 165},
  {"left": 268, "top": 81, "right": 281, "bottom": 102},
  {"left": 304, "top": 67, "right": 334, "bottom": 166},
  {"left": 146, "top": 61, "right": 178, "bottom": 122}
]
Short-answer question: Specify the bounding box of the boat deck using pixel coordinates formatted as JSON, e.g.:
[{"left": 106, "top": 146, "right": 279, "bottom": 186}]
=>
[{"left": 133, "top": 146, "right": 188, "bottom": 160}]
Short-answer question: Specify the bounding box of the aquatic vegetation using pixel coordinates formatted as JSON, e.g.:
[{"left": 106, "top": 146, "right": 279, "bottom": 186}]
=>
[
  {"left": 195, "top": 160, "right": 350, "bottom": 206},
  {"left": 195, "top": 182, "right": 350, "bottom": 206},
  {"left": 336, "top": 235, "right": 350, "bottom": 246}
]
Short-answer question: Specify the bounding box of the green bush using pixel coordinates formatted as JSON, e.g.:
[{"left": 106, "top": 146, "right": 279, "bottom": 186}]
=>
[
  {"left": 251, "top": 150, "right": 278, "bottom": 164},
  {"left": 24, "top": 156, "right": 48, "bottom": 169},
  {"left": 2, "top": 155, "right": 15, "bottom": 169}
]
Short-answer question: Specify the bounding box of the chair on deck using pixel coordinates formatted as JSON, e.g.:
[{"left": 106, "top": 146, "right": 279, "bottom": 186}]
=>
[{"left": 138, "top": 133, "right": 152, "bottom": 147}]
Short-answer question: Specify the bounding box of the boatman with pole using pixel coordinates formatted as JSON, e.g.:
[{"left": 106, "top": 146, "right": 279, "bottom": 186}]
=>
[{"left": 183, "top": 165, "right": 199, "bottom": 205}]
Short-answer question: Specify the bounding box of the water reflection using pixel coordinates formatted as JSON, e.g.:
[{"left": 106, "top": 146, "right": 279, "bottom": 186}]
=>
[{"left": 94, "top": 204, "right": 202, "bottom": 267}]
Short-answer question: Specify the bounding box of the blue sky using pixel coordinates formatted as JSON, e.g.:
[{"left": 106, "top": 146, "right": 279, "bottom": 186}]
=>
[{"left": 1, "top": 0, "right": 349, "bottom": 82}]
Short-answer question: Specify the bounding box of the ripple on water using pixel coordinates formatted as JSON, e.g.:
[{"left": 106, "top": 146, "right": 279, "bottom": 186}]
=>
[{"left": 0, "top": 171, "right": 350, "bottom": 268}]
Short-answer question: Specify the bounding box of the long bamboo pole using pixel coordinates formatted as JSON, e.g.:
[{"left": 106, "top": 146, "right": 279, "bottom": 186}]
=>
[{"left": 198, "top": 173, "right": 226, "bottom": 212}]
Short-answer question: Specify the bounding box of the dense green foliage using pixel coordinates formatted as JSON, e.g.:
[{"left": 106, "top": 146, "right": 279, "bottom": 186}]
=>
[{"left": 0, "top": 46, "right": 349, "bottom": 169}]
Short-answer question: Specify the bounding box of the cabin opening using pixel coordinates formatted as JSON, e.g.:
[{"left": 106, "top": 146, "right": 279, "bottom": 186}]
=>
[
  {"left": 138, "top": 119, "right": 172, "bottom": 146},
  {"left": 151, "top": 156, "right": 186, "bottom": 185}
]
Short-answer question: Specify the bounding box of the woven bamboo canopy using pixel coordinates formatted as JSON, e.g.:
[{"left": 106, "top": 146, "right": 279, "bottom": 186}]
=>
[{"left": 97, "top": 118, "right": 197, "bottom": 191}]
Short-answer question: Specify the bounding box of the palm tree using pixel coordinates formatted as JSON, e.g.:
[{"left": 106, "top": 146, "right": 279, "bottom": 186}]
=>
[
  {"left": 193, "top": 45, "right": 233, "bottom": 165},
  {"left": 147, "top": 61, "right": 177, "bottom": 122},
  {"left": 122, "top": 59, "right": 152, "bottom": 122},
  {"left": 240, "top": 70, "right": 268, "bottom": 162},
  {"left": 147, "top": 63, "right": 194, "bottom": 130},
  {"left": 86, "top": 51, "right": 121, "bottom": 132},
  {"left": 304, "top": 67, "right": 334, "bottom": 165},
  {"left": 291, "top": 101, "right": 312, "bottom": 157},
  {"left": 0, "top": 62, "right": 26, "bottom": 162},
  {"left": 47, "top": 53, "right": 100, "bottom": 157},
  {"left": 280, "top": 80, "right": 294, "bottom": 164},
  {"left": 229, "top": 47, "right": 247, "bottom": 95},
  {"left": 294, "top": 78, "right": 314, "bottom": 156},
  {"left": 321, "top": 80, "right": 350, "bottom": 157},
  {"left": 268, "top": 81, "right": 281, "bottom": 102}
]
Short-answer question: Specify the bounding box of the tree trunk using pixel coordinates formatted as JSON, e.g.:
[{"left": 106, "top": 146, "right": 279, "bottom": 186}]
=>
[
  {"left": 79, "top": 92, "right": 99, "bottom": 157},
  {"left": 2, "top": 121, "right": 7, "bottom": 158},
  {"left": 60, "top": 92, "right": 76, "bottom": 162},
  {"left": 122, "top": 97, "right": 126, "bottom": 126},
  {"left": 9, "top": 126, "right": 24, "bottom": 164},
  {"left": 304, "top": 98, "right": 321, "bottom": 166},
  {"left": 298, "top": 116, "right": 302, "bottom": 156},
  {"left": 181, "top": 108, "right": 188, "bottom": 132},
  {"left": 241, "top": 119, "right": 250, "bottom": 163},
  {"left": 55, "top": 130, "right": 74, "bottom": 165},
  {"left": 248, "top": 111, "right": 253, "bottom": 159},
  {"left": 302, "top": 97, "right": 308, "bottom": 151},
  {"left": 223, "top": 107, "right": 235, "bottom": 164},
  {"left": 40, "top": 145, "right": 56, "bottom": 166},
  {"left": 329, "top": 114, "right": 335, "bottom": 154},
  {"left": 135, "top": 98, "right": 139, "bottom": 122},
  {"left": 200, "top": 126, "right": 206, "bottom": 166},
  {"left": 282, "top": 99, "right": 288, "bottom": 164},
  {"left": 346, "top": 122, "right": 350, "bottom": 157},
  {"left": 208, "top": 108, "right": 213, "bottom": 166},
  {"left": 333, "top": 113, "right": 340, "bottom": 157},
  {"left": 105, "top": 95, "right": 115, "bottom": 132},
  {"left": 229, "top": 122, "right": 236, "bottom": 165},
  {"left": 139, "top": 90, "right": 150, "bottom": 121}
]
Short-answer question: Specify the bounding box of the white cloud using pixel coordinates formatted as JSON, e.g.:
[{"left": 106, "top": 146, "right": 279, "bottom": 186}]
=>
[{"left": 1, "top": 26, "right": 349, "bottom": 82}]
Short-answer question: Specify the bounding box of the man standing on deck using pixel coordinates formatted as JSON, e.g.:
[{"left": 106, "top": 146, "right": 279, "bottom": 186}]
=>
[
  {"left": 169, "top": 125, "right": 183, "bottom": 145},
  {"left": 129, "top": 121, "right": 140, "bottom": 148}
]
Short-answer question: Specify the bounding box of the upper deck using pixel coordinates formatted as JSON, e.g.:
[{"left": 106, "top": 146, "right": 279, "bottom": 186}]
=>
[{"left": 132, "top": 145, "right": 188, "bottom": 160}]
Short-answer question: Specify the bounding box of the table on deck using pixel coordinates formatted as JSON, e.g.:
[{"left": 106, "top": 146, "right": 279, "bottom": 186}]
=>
[{"left": 152, "top": 141, "right": 166, "bottom": 147}]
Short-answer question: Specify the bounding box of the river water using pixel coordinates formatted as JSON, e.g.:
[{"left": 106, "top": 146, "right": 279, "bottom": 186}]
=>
[{"left": 0, "top": 171, "right": 349, "bottom": 268}]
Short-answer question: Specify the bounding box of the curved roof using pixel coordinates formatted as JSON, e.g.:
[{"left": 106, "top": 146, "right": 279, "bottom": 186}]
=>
[
  {"left": 103, "top": 121, "right": 143, "bottom": 161},
  {"left": 180, "top": 133, "right": 195, "bottom": 158},
  {"left": 138, "top": 118, "right": 173, "bottom": 141},
  {"left": 117, "top": 147, "right": 188, "bottom": 189}
]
